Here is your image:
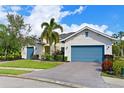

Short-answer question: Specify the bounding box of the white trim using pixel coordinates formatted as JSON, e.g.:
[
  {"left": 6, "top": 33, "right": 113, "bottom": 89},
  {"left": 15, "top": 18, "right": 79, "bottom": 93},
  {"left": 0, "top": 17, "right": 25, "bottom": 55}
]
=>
[{"left": 61, "top": 26, "right": 117, "bottom": 42}]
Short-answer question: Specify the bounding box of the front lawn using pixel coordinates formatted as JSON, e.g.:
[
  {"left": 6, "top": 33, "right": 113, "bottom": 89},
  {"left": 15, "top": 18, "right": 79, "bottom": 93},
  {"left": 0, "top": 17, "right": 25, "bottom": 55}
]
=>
[
  {"left": 0, "top": 60, "right": 64, "bottom": 69},
  {"left": 0, "top": 69, "right": 31, "bottom": 75}
]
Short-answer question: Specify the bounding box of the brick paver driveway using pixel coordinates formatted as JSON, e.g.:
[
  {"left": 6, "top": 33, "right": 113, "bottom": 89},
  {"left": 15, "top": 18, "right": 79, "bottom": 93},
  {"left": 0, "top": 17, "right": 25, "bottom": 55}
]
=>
[{"left": 21, "top": 62, "right": 119, "bottom": 88}]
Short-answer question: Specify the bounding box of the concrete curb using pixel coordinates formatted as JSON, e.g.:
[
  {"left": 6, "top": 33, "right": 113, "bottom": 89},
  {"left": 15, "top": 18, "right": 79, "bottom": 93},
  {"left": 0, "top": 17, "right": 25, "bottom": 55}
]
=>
[
  {"left": 102, "top": 76, "right": 124, "bottom": 87},
  {"left": 0, "top": 75, "right": 86, "bottom": 88},
  {"left": 0, "top": 67, "right": 44, "bottom": 71}
]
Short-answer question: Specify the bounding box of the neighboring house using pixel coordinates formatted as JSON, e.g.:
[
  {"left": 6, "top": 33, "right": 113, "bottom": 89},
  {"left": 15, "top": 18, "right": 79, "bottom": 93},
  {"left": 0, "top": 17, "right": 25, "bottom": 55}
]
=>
[
  {"left": 21, "top": 26, "right": 115, "bottom": 63},
  {"left": 21, "top": 39, "right": 43, "bottom": 59},
  {"left": 60, "top": 26, "right": 115, "bottom": 63}
]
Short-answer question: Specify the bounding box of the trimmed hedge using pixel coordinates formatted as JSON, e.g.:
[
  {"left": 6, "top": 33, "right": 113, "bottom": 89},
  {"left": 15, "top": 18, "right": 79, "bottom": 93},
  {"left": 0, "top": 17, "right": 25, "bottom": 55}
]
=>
[
  {"left": 113, "top": 61, "right": 124, "bottom": 76},
  {"left": 41, "top": 54, "right": 67, "bottom": 62},
  {"left": 0, "top": 54, "right": 21, "bottom": 61}
]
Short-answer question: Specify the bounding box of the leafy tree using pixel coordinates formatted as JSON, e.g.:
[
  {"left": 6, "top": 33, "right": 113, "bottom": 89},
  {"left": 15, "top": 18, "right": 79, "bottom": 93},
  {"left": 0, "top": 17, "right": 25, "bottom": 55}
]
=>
[
  {"left": 41, "top": 18, "right": 63, "bottom": 54},
  {"left": 0, "top": 14, "right": 35, "bottom": 60},
  {"left": 112, "top": 31, "right": 124, "bottom": 57},
  {"left": 0, "top": 24, "right": 11, "bottom": 60},
  {"left": 7, "top": 13, "right": 34, "bottom": 54}
]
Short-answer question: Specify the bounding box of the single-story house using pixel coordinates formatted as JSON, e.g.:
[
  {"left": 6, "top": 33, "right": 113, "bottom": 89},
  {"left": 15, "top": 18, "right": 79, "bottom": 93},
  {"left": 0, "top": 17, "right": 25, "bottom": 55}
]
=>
[
  {"left": 21, "top": 39, "right": 43, "bottom": 59},
  {"left": 21, "top": 26, "right": 116, "bottom": 63}
]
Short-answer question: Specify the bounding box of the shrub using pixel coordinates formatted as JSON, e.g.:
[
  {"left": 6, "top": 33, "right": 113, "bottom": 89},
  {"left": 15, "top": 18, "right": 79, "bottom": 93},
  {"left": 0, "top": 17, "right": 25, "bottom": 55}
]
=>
[
  {"left": 0, "top": 56, "right": 5, "bottom": 60},
  {"left": 64, "top": 56, "right": 67, "bottom": 61},
  {"left": 102, "top": 61, "right": 113, "bottom": 72},
  {"left": 55, "top": 55, "right": 63, "bottom": 61},
  {"left": 41, "top": 54, "right": 54, "bottom": 61},
  {"left": 6, "top": 55, "right": 14, "bottom": 60},
  {"left": 55, "top": 55, "right": 67, "bottom": 61},
  {"left": 104, "top": 54, "right": 113, "bottom": 62},
  {"left": 41, "top": 54, "right": 67, "bottom": 62},
  {"left": 113, "top": 61, "right": 124, "bottom": 76},
  {"left": 32, "top": 55, "right": 39, "bottom": 60},
  {"left": 0, "top": 54, "right": 21, "bottom": 61}
]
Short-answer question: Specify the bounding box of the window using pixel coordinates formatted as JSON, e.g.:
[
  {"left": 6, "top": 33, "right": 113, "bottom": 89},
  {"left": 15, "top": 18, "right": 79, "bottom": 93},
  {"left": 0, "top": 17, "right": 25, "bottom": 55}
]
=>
[{"left": 85, "top": 32, "right": 88, "bottom": 37}]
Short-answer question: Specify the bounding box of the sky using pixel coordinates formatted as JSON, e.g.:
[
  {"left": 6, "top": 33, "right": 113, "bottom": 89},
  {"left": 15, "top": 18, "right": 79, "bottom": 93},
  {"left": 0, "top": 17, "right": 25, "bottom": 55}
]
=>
[{"left": 0, "top": 5, "right": 124, "bottom": 37}]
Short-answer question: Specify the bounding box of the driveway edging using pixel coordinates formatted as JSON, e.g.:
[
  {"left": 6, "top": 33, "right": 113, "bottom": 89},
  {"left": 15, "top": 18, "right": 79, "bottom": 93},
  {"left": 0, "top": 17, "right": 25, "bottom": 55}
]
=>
[{"left": 0, "top": 75, "right": 86, "bottom": 88}]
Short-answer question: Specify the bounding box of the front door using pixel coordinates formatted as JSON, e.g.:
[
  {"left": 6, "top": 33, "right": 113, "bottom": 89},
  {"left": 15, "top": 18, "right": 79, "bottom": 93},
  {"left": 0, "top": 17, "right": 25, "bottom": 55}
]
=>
[{"left": 27, "top": 47, "right": 34, "bottom": 59}]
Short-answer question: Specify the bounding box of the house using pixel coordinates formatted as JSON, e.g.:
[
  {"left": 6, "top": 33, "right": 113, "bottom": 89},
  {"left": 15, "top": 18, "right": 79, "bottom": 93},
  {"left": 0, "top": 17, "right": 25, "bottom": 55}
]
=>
[
  {"left": 60, "top": 26, "right": 115, "bottom": 62},
  {"left": 21, "top": 39, "right": 44, "bottom": 59},
  {"left": 21, "top": 26, "right": 115, "bottom": 63}
]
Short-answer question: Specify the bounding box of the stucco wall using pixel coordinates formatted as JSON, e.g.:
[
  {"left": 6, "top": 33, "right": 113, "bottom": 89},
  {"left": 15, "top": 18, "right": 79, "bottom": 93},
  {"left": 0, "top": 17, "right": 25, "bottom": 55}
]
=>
[
  {"left": 63, "top": 29, "right": 113, "bottom": 61},
  {"left": 21, "top": 46, "right": 27, "bottom": 59},
  {"left": 34, "top": 44, "right": 43, "bottom": 59}
]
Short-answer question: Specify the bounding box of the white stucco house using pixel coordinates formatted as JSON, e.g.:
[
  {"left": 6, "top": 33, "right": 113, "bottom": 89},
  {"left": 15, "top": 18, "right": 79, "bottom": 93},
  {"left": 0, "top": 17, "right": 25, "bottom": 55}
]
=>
[{"left": 21, "top": 26, "right": 115, "bottom": 63}]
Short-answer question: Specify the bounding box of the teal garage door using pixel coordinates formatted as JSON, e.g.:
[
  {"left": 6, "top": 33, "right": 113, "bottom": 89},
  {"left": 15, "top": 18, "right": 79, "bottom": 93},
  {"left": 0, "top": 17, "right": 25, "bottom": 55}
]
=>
[
  {"left": 71, "top": 45, "right": 104, "bottom": 62},
  {"left": 27, "top": 47, "right": 34, "bottom": 59}
]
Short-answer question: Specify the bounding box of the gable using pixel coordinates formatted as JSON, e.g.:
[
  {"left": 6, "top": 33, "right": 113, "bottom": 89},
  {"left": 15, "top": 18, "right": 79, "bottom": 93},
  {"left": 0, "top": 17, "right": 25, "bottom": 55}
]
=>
[
  {"left": 65, "top": 29, "right": 113, "bottom": 45},
  {"left": 61, "top": 26, "right": 116, "bottom": 42}
]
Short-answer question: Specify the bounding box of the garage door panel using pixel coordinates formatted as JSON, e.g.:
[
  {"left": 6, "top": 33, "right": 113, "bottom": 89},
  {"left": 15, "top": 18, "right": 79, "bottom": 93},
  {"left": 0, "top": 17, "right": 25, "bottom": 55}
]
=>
[{"left": 71, "top": 46, "right": 104, "bottom": 62}]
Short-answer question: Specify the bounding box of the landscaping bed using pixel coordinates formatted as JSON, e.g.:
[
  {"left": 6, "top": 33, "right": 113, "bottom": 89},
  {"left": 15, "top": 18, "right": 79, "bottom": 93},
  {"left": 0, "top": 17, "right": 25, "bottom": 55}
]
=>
[
  {"left": 0, "top": 60, "right": 64, "bottom": 69},
  {"left": 0, "top": 69, "right": 31, "bottom": 75},
  {"left": 101, "top": 72, "right": 124, "bottom": 79},
  {"left": 101, "top": 57, "right": 124, "bottom": 78}
]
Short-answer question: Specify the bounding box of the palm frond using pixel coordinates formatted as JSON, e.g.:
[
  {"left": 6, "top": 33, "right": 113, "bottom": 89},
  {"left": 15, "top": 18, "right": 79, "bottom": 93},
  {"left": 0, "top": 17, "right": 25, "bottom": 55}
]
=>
[
  {"left": 53, "top": 24, "right": 63, "bottom": 32},
  {"left": 41, "top": 22, "right": 49, "bottom": 28},
  {"left": 50, "top": 18, "right": 55, "bottom": 27},
  {"left": 52, "top": 31, "right": 60, "bottom": 44}
]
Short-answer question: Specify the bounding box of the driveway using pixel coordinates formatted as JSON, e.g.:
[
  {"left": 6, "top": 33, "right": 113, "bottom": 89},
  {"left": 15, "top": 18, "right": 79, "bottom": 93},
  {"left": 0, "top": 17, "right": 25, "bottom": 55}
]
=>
[
  {"left": 21, "top": 62, "right": 122, "bottom": 88},
  {"left": 0, "top": 76, "right": 68, "bottom": 88}
]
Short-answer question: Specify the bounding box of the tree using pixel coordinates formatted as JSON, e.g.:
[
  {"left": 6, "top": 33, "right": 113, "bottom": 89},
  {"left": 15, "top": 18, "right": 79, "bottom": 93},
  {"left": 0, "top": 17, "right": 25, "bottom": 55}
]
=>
[
  {"left": 7, "top": 13, "right": 34, "bottom": 55},
  {"left": 0, "top": 24, "right": 11, "bottom": 60},
  {"left": 0, "top": 14, "right": 35, "bottom": 60},
  {"left": 41, "top": 18, "right": 63, "bottom": 55},
  {"left": 112, "top": 31, "right": 124, "bottom": 57}
]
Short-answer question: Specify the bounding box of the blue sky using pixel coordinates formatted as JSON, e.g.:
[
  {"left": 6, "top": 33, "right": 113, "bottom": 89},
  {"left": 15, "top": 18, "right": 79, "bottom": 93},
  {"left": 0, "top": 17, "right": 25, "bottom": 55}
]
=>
[
  {"left": 0, "top": 5, "right": 124, "bottom": 36},
  {"left": 61, "top": 5, "right": 124, "bottom": 33}
]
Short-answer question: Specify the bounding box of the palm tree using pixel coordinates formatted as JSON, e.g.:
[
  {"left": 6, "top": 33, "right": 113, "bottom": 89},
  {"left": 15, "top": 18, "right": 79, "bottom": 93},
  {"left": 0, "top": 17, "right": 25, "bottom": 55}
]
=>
[{"left": 41, "top": 18, "right": 63, "bottom": 55}]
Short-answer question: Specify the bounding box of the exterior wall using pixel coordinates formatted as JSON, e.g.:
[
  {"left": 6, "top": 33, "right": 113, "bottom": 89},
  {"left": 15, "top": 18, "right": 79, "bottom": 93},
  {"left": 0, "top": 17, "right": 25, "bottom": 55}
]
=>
[
  {"left": 21, "top": 46, "right": 27, "bottom": 59},
  {"left": 34, "top": 44, "right": 43, "bottom": 59},
  {"left": 63, "top": 29, "right": 113, "bottom": 61}
]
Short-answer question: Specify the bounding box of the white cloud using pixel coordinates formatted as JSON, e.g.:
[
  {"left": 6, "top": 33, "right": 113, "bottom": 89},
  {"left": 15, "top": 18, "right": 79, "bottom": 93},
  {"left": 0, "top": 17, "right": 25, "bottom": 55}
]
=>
[
  {"left": 0, "top": 5, "right": 113, "bottom": 37},
  {"left": 72, "top": 6, "right": 84, "bottom": 14},
  {"left": 0, "top": 6, "right": 21, "bottom": 25},
  {"left": 24, "top": 5, "right": 85, "bottom": 37},
  {"left": 60, "top": 6, "right": 84, "bottom": 20},
  {"left": 11, "top": 6, "right": 21, "bottom": 12},
  {"left": 0, "top": 6, "right": 7, "bottom": 24},
  {"left": 61, "top": 23, "right": 113, "bottom": 36}
]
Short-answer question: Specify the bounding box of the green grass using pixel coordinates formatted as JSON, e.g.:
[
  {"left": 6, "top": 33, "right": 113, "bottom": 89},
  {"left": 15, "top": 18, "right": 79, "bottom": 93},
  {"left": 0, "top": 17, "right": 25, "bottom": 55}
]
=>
[
  {"left": 0, "top": 60, "right": 64, "bottom": 69},
  {"left": 0, "top": 69, "right": 31, "bottom": 75},
  {"left": 101, "top": 72, "right": 124, "bottom": 79}
]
